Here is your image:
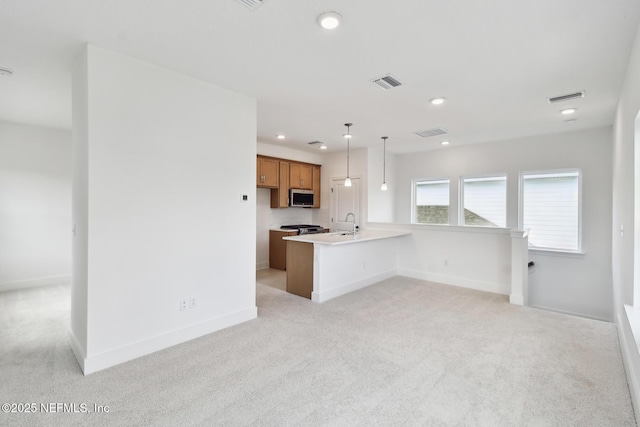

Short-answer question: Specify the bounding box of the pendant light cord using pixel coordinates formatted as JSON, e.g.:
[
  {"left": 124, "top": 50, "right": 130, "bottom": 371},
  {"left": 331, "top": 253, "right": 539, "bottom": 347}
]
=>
[
  {"left": 344, "top": 123, "right": 352, "bottom": 179},
  {"left": 382, "top": 137, "right": 387, "bottom": 183},
  {"left": 347, "top": 139, "right": 350, "bottom": 178}
]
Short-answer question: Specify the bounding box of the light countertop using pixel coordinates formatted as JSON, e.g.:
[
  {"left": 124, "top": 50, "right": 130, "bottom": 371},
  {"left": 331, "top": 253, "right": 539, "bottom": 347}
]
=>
[{"left": 282, "top": 229, "right": 411, "bottom": 246}]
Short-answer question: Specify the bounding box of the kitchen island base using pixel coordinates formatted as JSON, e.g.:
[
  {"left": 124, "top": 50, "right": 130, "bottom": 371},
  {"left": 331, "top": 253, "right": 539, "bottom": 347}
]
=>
[
  {"left": 284, "top": 230, "right": 411, "bottom": 302},
  {"left": 285, "top": 240, "right": 314, "bottom": 299}
]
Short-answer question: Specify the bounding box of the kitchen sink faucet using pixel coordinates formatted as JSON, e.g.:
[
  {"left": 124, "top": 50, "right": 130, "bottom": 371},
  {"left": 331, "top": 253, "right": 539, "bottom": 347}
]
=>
[{"left": 345, "top": 212, "right": 356, "bottom": 235}]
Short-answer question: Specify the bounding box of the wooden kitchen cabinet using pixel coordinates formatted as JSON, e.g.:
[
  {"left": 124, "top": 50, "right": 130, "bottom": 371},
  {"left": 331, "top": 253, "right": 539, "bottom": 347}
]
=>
[
  {"left": 286, "top": 241, "right": 314, "bottom": 299},
  {"left": 312, "top": 165, "right": 321, "bottom": 208},
  {"left": 290, "top": 163, "right": 313, "bottom": 189},
  {"left": 257, "top": 156, "right": 279, "bottom": 188},
  {"left": 270, "top": 161, "right": 290, "bottom": 208},
  {"left": 269, "top": 229, "right": 298, "bottom": 270},
  {"left": 256, "top": 155, "right": 321, "bottom": 208}
]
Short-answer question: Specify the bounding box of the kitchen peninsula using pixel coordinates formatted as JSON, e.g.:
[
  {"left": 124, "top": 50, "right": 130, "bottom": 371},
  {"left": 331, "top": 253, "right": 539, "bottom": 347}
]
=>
[{"left": 283, "top": 230, "right": 411, "bottom": 302}]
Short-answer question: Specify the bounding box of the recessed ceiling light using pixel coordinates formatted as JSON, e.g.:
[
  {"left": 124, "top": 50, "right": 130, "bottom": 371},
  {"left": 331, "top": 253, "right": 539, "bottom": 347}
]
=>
[
  {"left": 317, "top": 11, "right": 341, "bottom": 30},
  {"left": 561, "top": 108, "right": 577, "bottom": 115},
  {"left": 320, "top": 144, "right": 327, "bottom": 150},
  {"left": 276, "top": 134, "right": 285, "bottom": 139},
  {"left": 441, "top": 141, "right": 450, "bottom": 145},
  {"left": 0, "top": 68, "right": 13, "bottom": 77},
  {"left": 430, "top": 97, "right": 446, "bottom": 105}
]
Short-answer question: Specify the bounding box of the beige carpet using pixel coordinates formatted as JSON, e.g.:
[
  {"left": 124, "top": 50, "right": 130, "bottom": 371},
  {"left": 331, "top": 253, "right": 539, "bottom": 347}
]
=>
[
  {"left": 0, "top": 277, "right": 635, "bottom": 426},
  {"left": 256, "top": 268, "right": 286, "bottom": 291}
]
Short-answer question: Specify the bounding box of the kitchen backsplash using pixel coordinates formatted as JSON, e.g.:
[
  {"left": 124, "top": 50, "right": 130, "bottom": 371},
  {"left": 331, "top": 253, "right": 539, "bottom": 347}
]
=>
[
  {"left": 256, "top": 188, "right": 312, "bottom": 228},
  {"left": 257, "top": 188, "right": 331, "bottom": 229},
  {"left": 268, "top": 207, "right": 313, "bottom": 228}
]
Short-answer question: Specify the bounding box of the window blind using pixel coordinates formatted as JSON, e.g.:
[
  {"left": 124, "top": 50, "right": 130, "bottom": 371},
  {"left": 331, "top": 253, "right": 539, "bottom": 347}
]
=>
[
  {"left": 522, "top": 171, "right": 580, "bottom": 251},
  {"left": 462, "top": 176, "right": 506, "bottom": 227}
]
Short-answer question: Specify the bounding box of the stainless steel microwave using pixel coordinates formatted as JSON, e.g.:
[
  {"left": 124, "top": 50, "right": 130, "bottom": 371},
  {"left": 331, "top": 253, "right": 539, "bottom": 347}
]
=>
[{"left": 289, "top": 189, "right": 314, "bottom": 207}]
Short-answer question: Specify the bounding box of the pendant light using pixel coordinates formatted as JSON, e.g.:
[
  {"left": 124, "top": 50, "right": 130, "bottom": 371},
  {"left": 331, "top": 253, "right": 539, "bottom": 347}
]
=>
[
  {"left": 344, "top": 123, "right": 352, "bottom": 187},
  {"left": 381, "top": 136, "right": 388, "bottom": 191}
]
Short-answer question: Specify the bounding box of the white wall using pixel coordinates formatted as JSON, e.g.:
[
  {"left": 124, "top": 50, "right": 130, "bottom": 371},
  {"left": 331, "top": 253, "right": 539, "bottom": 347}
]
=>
[
  {"left": 257, "top": 142, "right": 324, "bottom": 165},
  {"left": 256, "top": 188, "right": 271, "bottom": 270},
  {"left": 0, "top": 120, "right": 71, "bottom": 292},
  {"left": 382, "top": 223, "right": 512, "bottom": 295},
  {"left": 367, "top": 146, "right": 396, "bottom": 223},
  {"left": 71, "top": 45, "right": 257, "bottom": 374},
  {"left": 71, "top": 47, "right": 89, "bottom": 354},
  {"left": 387, "top": 127, "right": 613, "bottom": 320},
  {"left": 612, "top": 20, "right": 640, "bottom": 418}
]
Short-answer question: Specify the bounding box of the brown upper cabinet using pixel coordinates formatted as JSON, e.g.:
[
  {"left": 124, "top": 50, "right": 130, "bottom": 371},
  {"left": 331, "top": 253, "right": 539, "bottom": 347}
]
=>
[
  {"left": 256, "top": 156, "right": 279, "bottom": 188},
  {"left": 271, "top": 161, "right": 290, "bottom": 208},
  {"left": 290, "top": 163, "right": 313, "bottom": 190},
  {"left": 312, "top": 165, "right": 321, "bottom": 208},
  {"left": 257, "top": 155, "right": 321, "bottom": 208}
]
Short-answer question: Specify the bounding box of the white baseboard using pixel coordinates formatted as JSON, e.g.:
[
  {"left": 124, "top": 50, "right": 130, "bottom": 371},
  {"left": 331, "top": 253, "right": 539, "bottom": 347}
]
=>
[
  {"left": 619, "top": 308, "right": 640, "bottom": 424},
  {"left": 510, "top": 294, "right": 524, "bottom": 305},
  {"left": 311, "top": 270, "right": 396, "bottom": 303},
  {"left": 397, "top": 268, "right": 508, "bottom": 295},
  {"left": 67, "top": 329, "right": 87, "bottom": 373},
  {"left": 528, "top": 304, "right": 610, "bottom": 322},
  {"left": 78, "top": 306, "right": 257, "bottom": 375},
  {"left": 0, "top": 274, "right": 71, "bottom": 293}
]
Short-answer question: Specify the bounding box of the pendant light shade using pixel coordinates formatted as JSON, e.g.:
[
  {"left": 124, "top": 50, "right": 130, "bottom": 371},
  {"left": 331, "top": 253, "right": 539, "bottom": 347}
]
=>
[
  {"left": 381, "top": 136, "right": 388, "bottom": 191},
  {"left": 344, "top": 123, "right": 352, "bottom": 187}
]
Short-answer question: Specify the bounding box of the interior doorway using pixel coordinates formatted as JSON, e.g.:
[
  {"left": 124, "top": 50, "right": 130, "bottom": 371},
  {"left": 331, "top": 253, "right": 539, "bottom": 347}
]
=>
[{"left": 330, "top": 177, "right": 361, "bottom": 232}]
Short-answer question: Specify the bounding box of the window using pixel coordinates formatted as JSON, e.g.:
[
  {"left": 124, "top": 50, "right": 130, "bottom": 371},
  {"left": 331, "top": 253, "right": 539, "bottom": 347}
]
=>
[
  {"left": 414, "top": 179, "right": 450, "bottom": 224},
  {"left": 461, "top": 175, "right": 506, "bottom": 227},
  {"left": 521, "top": 170, "right": 581, "bottom": 251}
]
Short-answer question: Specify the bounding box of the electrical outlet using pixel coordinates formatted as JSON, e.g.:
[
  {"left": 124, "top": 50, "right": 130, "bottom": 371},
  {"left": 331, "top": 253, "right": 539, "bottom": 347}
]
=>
[
  {"left": 189, "top": 296, "right": 197, "bottom": 309},
  {"left": 179, "top": 298, "right": 188, "bottom": 311}
]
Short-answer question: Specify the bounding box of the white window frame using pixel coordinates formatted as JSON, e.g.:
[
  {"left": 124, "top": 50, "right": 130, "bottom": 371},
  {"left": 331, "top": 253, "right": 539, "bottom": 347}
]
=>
[
  {"left": 518, "top": 168, "right": 583, "bottom": 253},
  {"left": 459, "top": 173, "right": 507, "bottom": 228},
  {"left": 412, "top": 177, "right": 451, "bottom": 225}
]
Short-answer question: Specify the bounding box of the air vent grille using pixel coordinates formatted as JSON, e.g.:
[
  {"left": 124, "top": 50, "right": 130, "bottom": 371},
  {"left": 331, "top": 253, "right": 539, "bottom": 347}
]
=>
[
  {"left": 371, "top": 74, "right": 402, "bottom": 90},
  {"left": 415, "top": 127, "right": 448, "bottom": 138},
  {"left": 547, "top": 91, "right": 585, "bottom": 103},
  {"left": 308, "top": 141, "right": 324, "bottom": 146},
  {"left": 237, "top": 0, "right": 267, "bottom": 10}
]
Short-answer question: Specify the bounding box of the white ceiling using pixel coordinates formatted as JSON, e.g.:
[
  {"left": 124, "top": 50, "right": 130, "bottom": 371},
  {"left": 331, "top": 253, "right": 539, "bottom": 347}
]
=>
[{"left": 1, "top": 0, "right": 639, "bottom": 153}]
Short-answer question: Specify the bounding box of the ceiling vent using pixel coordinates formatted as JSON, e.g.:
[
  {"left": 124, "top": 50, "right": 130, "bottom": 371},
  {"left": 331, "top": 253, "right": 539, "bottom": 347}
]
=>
[
  {"left": 308, "top": 141, "right": 324, "bottom": 146},
  {"left": 371, "top": 74, "right": 402, "bottom": 90},
  {"left": 547, "top": 91, "right": 585, "bottom": 104},
  {"left": 414, "top": 127, "right": 448, "bottom": 138},
  {"left": 237, "top": 0, "right": 268, "bottom": 10}
]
